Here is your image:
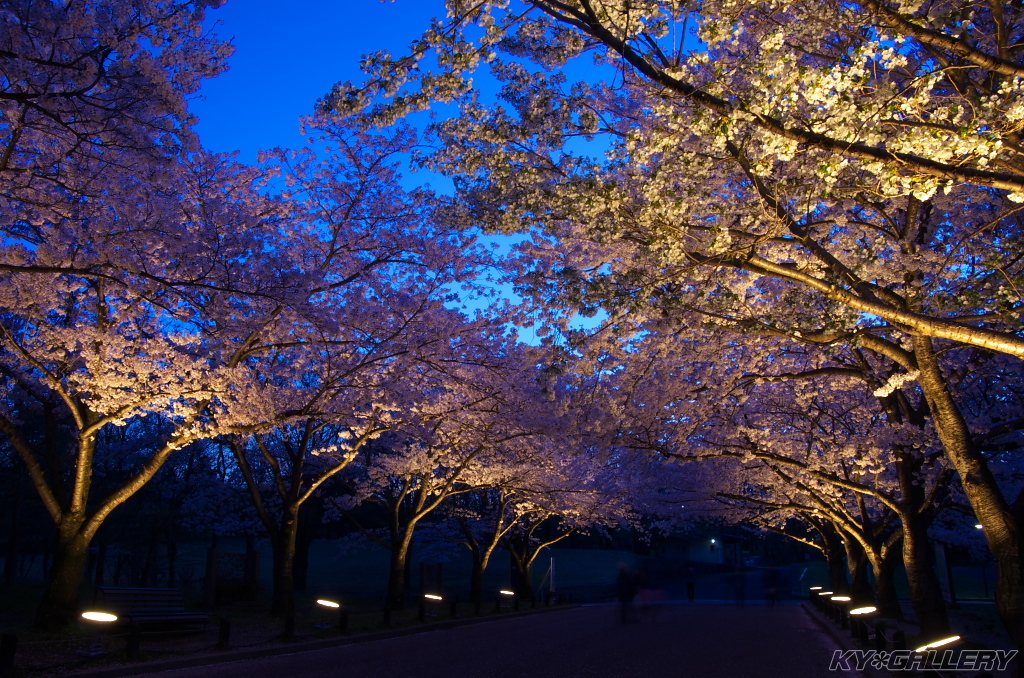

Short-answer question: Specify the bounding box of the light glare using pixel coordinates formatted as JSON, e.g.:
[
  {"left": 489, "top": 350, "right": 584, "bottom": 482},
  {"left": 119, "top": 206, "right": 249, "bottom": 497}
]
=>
[
  {"left": 82, "top": 611, "right": 118, "bottom": 622},
  {"left": 850, "top": 606, "right": 877, "bottom": 615},
  {"left": 316, "top": 599, "right": 340, "bottom": 608},
  {"left": 915, "top": 636, "right": 961, "bottom": 653}
]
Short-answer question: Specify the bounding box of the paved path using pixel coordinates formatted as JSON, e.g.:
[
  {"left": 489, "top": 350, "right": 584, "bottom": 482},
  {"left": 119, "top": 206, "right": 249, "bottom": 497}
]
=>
[{"left": 151, "top": 603, "right": 849, "bottom": 678}]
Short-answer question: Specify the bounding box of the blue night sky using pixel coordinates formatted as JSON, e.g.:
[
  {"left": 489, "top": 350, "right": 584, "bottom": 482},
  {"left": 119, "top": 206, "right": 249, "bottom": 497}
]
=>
[{"left": 191, "top": 1, "right": 441, "bottom": 163}]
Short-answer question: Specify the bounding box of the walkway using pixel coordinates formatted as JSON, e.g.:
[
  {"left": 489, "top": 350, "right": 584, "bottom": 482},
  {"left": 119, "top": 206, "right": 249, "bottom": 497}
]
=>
[{"left": 150, "top": 602, "right": 851, "bottom": 678}]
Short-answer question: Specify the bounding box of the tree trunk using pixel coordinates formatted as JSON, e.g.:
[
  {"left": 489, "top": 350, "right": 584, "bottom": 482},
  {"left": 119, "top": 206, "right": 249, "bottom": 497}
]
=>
[
  {"left": 166, "top": 537, "right": 176, "bottom": 588},
  {"left": 511, "top": 551, "right": 533, "bottom": 599},
  {"left": 844, "top": 538, "right": 873, "bottom": 603},
  {"left": 825, "top": 533, "right": 849, "bottom": 594},
  {"left": 901, "top": 512, "right": 949, "bottom": 637},
  {"left": 469, "top": 551, "right": 484, "bottom": 604},
  {"left": 387, "top": 545, "right": 409, "bottom": 611},
  {"left": 872, "top": 551, "right": 903, "bottom": 621},
  {"left": 914, "top": 337, "right": 1024, "bottom": 661},
  {"left": 270, "top": 512, "right": 298, "bottom": 617},
  {"left": 33, "top": 522, "right": 91, "bottom": 630},
  {"left": 4, "top": 487, "right": 17, "bottom": 587}
]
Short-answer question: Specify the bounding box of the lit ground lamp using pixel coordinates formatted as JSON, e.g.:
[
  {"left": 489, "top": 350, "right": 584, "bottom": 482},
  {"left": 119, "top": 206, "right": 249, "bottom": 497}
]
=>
[
  {"left": 495, "top": 589, "right": 516, "bottom": 612},
  {"left": 78, "top": 611, "right": 118, "bottom": 658},
  {"left": 915, "top": 635, "right": 961, "bottom": 653},
  {"left": 315, "top": 599, "right": 347, "bottom": 632},
  {"left": 419, "top": 593, "right": 444, "bottom": 622},
  {"left": 848, "top": 605, "right": 878, "bottom": 644}
]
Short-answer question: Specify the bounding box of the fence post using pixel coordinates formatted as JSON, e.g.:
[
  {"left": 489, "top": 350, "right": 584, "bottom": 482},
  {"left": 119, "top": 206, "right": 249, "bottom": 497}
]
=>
[
  {"left": 858, "top": 618, "right": 870, "bottom": 645},
  {"left": 892, "top": 630, "right": 906, "bottom": 651},
  {"left": 874, "top": 622, "right": 887, "bottom": 652},
  {"left": 217, "top": 618, "right": 231, "bottom": 650},
  {"left": 0, "top": 632, "right": 16, "bottom": 678},
  {"left": 126, "top": 622, "right": 141, "bottom": 661}
]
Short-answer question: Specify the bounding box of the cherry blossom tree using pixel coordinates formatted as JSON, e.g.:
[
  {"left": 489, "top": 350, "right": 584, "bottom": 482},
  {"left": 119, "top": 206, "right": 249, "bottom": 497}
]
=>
[{"left": 326, "top": 0, "right": 1024, "bottom": 655}]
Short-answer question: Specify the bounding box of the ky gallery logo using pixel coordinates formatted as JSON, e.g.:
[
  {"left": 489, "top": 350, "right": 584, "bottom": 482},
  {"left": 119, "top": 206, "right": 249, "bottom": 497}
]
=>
[{"left": 829, "top": 649, "right": 1017, "bottom": 673}]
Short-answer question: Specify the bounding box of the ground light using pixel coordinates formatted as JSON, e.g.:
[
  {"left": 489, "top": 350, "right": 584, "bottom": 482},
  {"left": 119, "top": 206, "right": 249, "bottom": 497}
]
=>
[
  {"left": 424, "top": 594, "right": 443, "bottom": 601},
  {"left": 314, "top": 599, "right": 346, "bottom": 631},
  {"left": 79, "top": 611, "right": 118, "bottom": 658},
  {"left": 830, "top": 596, "right": 852, "bottom": 602},
  {"left": 809, "top": 586, "right": 823, "bottom": 591},
  {"left": 850, "top": 606, "right": 877, "bottom": 615},
  {"left": 915, "top": 636, "right": 961, "bottom": 653},
  {"left": 499, "top": 590, "right": 515, "bottom": 596},
  {"left": 817, "top": 591, "right": 835, "bottom": 596}
]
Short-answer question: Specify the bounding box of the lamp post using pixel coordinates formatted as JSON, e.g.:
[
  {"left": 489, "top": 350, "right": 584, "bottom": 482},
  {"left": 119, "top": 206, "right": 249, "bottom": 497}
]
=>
[
  {"left": 79, "top": 611, "right": 118, "bottom": 658},
  {"left": 315, "top": 599, "right": 345, "bottom": 631},
  {"left": 849, "top": 605, "right": 877, "bottom": 645}
]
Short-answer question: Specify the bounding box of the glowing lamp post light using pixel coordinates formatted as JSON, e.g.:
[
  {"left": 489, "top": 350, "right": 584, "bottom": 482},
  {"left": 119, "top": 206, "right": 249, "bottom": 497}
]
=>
[
  {"left": 79, "top": 611, "right": 118, "bottom": 658},
  {"left": 314, "top": 599, "right": 347, "bottom": 632},
  {"left": 848, "top": 605, "right": 878, "bottom": 644},
  {"left": 915, "top": 636, "right": 961, "bottom": 653},
  {"left": 419, "top": 594, "right": 444, "bottom": 622},
  {"left": 496, "top": 589, "right": 516, "bottom": 613}
]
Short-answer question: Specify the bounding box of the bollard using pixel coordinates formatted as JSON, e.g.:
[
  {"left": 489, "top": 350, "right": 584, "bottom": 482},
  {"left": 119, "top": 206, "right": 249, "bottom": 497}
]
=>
[
  {"left": 383, "top": 607, "right": 392, "bottom": 627},
  {"left": 850, "top": 616, "right": 860, "bottom": 639},
  {"left": 514, "top": 593, "right": 519, "bottom": 612},
  {"left": 494, "top": 593, "right": 502, "bottom": 613},
  {"left": 282, "top": 615, "right": 295, "bottom": 640},
  {"left": 126, "top": 622, "right": 141, "bottom": 661},
  {"left": 450, "top": 595, "right": 459, "bottom": 619},
  {"left": 338, "top": 608, "right": 349, "bottom": 633},
  {"left": 474, "top": 598, "right": 482, "bottom": 616},
  {"left": 839, "top": 608, "right": 849, "bottom": 629},
  {"left": 892, "top": 630, "right": 906, "bottom": 651},
  {"left": 858, "top": 618, "right": 870, "bottom": 645},
  {"left": 874, "top": 622, "right": 887, "bottom": 652},
  {"left": 418, "top": 598, "right": 427, "bottom": 623},
  {"left": 0, "top": 632, "right": 16, "bottom": 678}
]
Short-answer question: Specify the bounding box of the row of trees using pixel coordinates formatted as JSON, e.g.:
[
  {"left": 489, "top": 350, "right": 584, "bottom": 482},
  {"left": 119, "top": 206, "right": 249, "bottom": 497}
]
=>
[
  {"left": 0, "top": 0, "right": 640, "bottom": 628},
  {"left": 2, "top": 4, "right": 1022, "bottom": 673},
  {"left": 327, "top": 0, "right": 1024, "bottom": 663}
]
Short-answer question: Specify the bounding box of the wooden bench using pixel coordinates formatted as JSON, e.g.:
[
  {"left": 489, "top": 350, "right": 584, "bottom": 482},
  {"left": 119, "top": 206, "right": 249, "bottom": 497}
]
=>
[{"left": 91, "top": 587, "right": 208, "bottom": 630}]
